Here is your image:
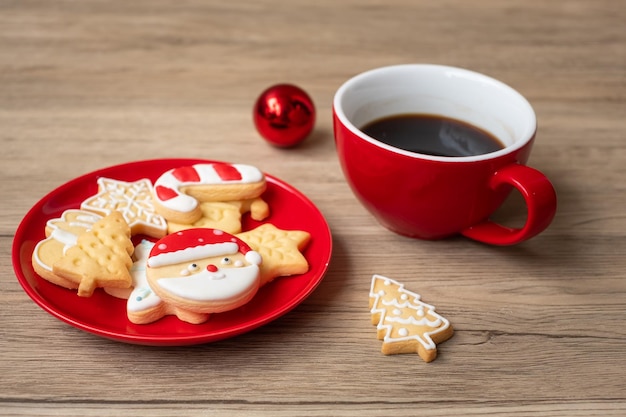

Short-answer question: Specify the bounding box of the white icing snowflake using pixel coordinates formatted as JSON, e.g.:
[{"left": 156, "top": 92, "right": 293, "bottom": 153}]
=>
[{"left": 81, "top": 178, "right": 167, "bottom": 238}]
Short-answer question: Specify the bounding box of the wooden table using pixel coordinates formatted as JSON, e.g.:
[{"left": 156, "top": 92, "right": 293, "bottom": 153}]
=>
[{"left": 1, "top": 1, "right": 624, "bottom": 416}]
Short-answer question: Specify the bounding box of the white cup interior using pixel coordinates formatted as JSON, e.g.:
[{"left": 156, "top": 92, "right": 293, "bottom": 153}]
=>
[{"left": 334, "top": 64, "right": 537, "bottom": 161}]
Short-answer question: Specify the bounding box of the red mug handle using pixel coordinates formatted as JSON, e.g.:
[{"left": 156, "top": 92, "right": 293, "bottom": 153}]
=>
[{"left": 461, "top": 164, "right": 557, "bottom": 246}]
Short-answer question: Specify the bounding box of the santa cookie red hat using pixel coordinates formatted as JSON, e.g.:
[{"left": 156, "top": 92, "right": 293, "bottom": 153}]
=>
[{"left": 147, "top": 228, "right": 262, "bottom": 268}]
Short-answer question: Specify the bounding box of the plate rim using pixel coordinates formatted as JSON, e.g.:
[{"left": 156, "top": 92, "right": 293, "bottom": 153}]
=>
[{"left": 12, "top": 158, "right": 332, "bottom": 345}]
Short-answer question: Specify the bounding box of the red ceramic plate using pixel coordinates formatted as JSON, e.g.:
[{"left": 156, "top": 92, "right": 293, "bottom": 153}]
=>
[{"left": 12, "top": 159, "right": 332, "bottom": 345}]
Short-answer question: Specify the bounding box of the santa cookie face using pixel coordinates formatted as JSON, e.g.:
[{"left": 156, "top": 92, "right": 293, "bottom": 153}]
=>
[{"left": 146, "top": 228, "right": 262, "bottom": 314}]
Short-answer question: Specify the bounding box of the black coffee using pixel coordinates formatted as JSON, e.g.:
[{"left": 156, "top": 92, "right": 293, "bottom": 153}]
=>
[{"left": 361, "top": 113, "right": 505, "bottom": 157}]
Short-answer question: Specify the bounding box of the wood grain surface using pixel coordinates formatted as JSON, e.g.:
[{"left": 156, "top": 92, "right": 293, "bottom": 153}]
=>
[{"left": 1, "top": 1, "right": 625, "bottom": 416}]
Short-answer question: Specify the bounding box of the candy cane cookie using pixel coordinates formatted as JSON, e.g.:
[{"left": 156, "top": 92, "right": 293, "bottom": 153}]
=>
[{"left": 152, "top": 163, "right": 267, "bottom": 224}]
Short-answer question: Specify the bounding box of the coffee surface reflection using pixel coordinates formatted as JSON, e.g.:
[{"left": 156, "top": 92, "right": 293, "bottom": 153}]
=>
[{"left": 361, "top": 114, "right": 504, "bottom": 157}]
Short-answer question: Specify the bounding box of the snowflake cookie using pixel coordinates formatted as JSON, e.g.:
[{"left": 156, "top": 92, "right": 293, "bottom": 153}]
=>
[{"left": 81, "top": 177, "right": 167, "bottom": 238}]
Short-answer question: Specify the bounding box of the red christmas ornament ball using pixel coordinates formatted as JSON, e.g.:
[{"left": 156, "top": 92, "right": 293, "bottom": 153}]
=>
[{"left": 253, "top": 84, "right": 315, "bottom": 147}]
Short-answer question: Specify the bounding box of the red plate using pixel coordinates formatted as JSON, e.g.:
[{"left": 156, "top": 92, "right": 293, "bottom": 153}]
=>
[{"left": 12, "top": 159, "right": 332, "bottom": 345}]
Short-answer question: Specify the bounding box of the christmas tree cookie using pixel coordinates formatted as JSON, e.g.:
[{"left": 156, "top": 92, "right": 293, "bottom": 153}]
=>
[
  {"left": 52, "top": 211, "right": 134, "bottom": 297},
  {"left": 31, "top": 209, "right": 102, "bottom": 290},
  {"left": 369, "top": 275, "right": 453, "bottom": 362}
]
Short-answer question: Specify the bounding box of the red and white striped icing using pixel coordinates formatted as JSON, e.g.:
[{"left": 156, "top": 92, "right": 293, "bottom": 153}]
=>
[{"left": 153, "top": 163, "right": 264, "bottom": 213}]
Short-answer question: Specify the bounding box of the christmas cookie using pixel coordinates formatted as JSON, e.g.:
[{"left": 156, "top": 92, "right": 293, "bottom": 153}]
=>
[
  {"left": 136, "top": 228, "right": 263, "bottom": 324},
  {"left": 31, "top": 209, "right": 102, "bottom": 289},
  {"left": 104, "top": 239, "right": 155, "bottom": 299},
  {"left": 81, "top": 177, "right": 167, "bottom": 238},
  {"left": 52, "top": 211, "right": 134, "bottom": 297},
  {"left": 236, "top": 223, "right": 310, "bottom": 286},
  {"left": 152, "top": 163, "right": 267, "bottom": 224},
  {"left": 166, "top": 198, "right": 269, "bottom": 235},
  {"left": 124, "top": 240, "right": 171, "bottom": 324},
  {"left": 369, "top": 275, "right": 453, "bottom": 362}
]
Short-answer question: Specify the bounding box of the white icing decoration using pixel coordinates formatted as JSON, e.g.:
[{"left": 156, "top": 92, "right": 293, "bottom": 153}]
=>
[
  {"left": 127, "top": 240, "right": 162, "bottom": 313},
  {"left": 32, "top": 239, "right": 55, "bottom": 272},
  {"left": 244, "top": 250, "right": 262, "bottom": 266},
  {"left": 49, "top": 229, "right": 79, "bottom": 249},
  {"left": 75, "top": 214, "right": 101, "bottom": 223},
  {"left": 32, "top": 210, "right": 101, "bottom": 272},
  {"left": 384, "top": 315, "right": 442, "bottom": 328},
  {"left": 381, "top": 298, "right": 416, "bottom": 309},
  {"left": 369, "top": 274, "right": 450, "bottom": 351},
  {"left": 68, "top": 221, "right": 97, "bottom": 229},
  {"left": 80, "top": 178, "right": 166, "bottom": 237},
  {"left": 147, "top": 242, "right": 239, "bottom": 268},
  {"left": 153, "top": 163, "right": 264, "bottom": 213},
  {"left": 156, "top": 264, "right": 260, "bottom": 303}
]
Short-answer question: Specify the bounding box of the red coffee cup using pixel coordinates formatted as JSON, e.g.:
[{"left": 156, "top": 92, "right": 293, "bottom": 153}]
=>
[{"left": 333, "top": 64, "right": 557, "bottom": 245}]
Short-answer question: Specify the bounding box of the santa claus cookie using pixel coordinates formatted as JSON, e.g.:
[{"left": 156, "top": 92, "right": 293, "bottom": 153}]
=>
[
  {"left": 152, "top": 163, "right": 268, "bottom": 225},
  {"left": 132, "top": 228, "right": 263, "bottom": 324}
]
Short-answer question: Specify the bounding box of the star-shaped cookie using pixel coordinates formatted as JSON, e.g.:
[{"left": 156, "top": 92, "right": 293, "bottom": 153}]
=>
[
  {"left": 81, "top": 177, "right": 167, "bottom": 238},
  {"left": 237, "top": 223, "right": 310, "bottom": 286}
]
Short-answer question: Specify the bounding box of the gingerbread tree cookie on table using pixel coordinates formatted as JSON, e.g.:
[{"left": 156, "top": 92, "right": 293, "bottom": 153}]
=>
[{"left": 369, "top": 274, "right": 453, "bottom": 362}]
